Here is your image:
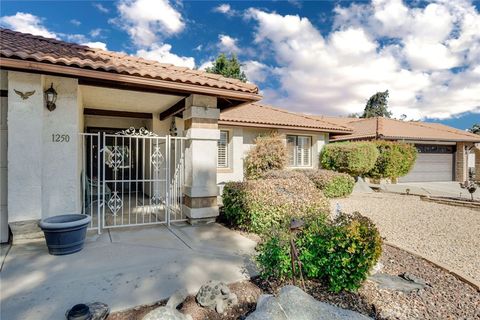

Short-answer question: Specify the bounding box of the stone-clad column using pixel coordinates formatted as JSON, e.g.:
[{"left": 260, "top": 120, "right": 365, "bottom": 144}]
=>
[
  {"left": 474, "top": 146, "right": 480, "bottom": 183},
  {"left": 182, "top": 94, "right": 220, "bottom": 223},
  {"left": 455, "top": 142, "right": 467, "bottom": 182}
]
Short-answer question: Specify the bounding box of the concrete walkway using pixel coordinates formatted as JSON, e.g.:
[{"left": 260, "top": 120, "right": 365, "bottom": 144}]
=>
[{"left": 0, "top": 223, "right": 257, "bottom": 320}]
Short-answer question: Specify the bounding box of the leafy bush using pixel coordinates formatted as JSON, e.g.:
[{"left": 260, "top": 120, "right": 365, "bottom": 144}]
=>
[
  {"left": 222, "top": 174, "right": 329, "bottom": 235},
  {"left": 256, "top": 232, "right": 293, "bottom": 280},
  {"left": 368, "top": 141, "right": 417, "bottom": 179},
  {"left": 256, "top": 212, "right": 382, "bottom": 292},
  {"left": 302, "top": 169, "right": 355, "bottom": 198},
  {"left": 244, "top": 132, "right": 288, "bottom": 180},
  {"left": 299, "top": 212, "right": 382, "bottom": 292},
  {"left": 320, "top": 142, "right": 379, "bottom": 176}
]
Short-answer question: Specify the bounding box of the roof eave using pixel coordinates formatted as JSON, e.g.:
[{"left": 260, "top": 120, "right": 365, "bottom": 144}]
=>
[{"left": 0, "top": 57, "right": 262, "bottom": 102}]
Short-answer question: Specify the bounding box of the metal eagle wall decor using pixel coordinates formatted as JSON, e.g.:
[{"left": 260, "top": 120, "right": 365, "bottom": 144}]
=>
[{"left": 14, "top": 89, "right": 35, "bottom": 100}]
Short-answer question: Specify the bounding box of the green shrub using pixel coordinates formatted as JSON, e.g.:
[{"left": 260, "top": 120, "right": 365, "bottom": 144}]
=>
[
  {"left": 256, "top": 232, "right": 293, "bottom": 280},
  {"left": 368, "top": 141, "right": 417, "bottom": 179},
  {"left": 256, "top": 212, "right": 382, "bottom": 293},
  {"left": 245, "top": 132, "right": 288, "bottom": 180},
  {"left": 320, "top": 142, "right": 379, "bottom": 176},
  {"left": 302, "top": 169, "right": 355, "bottom": 198},
  {"left": 299, "top": 212, "right": 382, "bottom": 292},
  {"left": 222, "top": 174, "right": 330, "bottom": 235}
]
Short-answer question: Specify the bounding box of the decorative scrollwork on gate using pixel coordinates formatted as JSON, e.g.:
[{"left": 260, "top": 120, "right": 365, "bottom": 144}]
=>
[
  {"left": 116, "top": 127, "right": 158, "bottom": 137},
  {"left": 106, "top": 146, "right": 124, "bottom": 171},
  {"left": 151, "top": 194, "right": 165, "bottom": 206},
  {"left": 108, "top": 191, "right": 123, "bottom": 216},
  {"left": 151, "top": 146, "right": 165, "bottom": 171}
]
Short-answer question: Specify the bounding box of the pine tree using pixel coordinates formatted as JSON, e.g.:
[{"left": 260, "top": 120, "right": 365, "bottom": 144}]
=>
[{"left": 205, "top": 53, "right": 247, "bottom": 82}]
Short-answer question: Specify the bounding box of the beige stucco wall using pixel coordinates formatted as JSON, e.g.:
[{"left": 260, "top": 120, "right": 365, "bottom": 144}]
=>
[
  {"left": 1, "top": 70, "right": 8, "bottom": 242},
  {"left": 7, "top": 71, "right": 82, "bottom": 222},
  {"left": 217, "top": 125, "right": 328, "bottom": 185}
]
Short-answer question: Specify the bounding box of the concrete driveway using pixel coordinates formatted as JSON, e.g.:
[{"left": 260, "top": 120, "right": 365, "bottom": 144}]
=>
[
  {"left": 0, "top": 223, "right": 257, "bottom": 320},
  {"left": 379, "top": 181, "right": 480, "bottom": 200}
]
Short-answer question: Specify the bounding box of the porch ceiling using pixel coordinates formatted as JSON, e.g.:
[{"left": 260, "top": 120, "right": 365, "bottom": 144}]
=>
[{"left": 80, "top": 85, "right": 184, "bottom": 114}]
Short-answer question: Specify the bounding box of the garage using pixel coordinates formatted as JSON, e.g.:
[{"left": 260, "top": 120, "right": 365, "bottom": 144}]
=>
[{"left": 399, "top": 144, "right": 455, "bottom": 183}]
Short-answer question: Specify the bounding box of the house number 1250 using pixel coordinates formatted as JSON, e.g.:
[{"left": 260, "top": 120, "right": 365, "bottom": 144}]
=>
[{"left": 52, "top": 134, "right": 70, "bottom": 143}]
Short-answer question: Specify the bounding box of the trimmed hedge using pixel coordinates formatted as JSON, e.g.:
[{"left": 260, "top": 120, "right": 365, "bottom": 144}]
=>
[
  {"left": 320, "top": 142, "right": 379, "bottom": 176},
  {"left": 222, "top": 174, "right": 330, "bottom": 235},
  {"left": 244, "top": 131, "right": 288, "bottom": 180},
  {"left": 257, "top": 212, "right": 382, "bottom": 292},
  {"left": 368, "top": 141, "right": 417, "bottom": 179},
  {"left": 302, "top": 169, "right": 355, "bottom": 198}
]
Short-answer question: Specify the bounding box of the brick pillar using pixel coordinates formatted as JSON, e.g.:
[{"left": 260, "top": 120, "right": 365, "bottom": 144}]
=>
[
  {"left": 475, "top": 146, "right": 480, "bottom": 182},
  {"left": 182, "top": 94, "right": 220, "bottom": 224},
  {"left": 455, "top": 142, "right": 467, "bottom": 182}
]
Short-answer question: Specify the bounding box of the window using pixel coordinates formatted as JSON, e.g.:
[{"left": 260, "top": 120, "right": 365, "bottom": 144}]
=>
[
  {"left": 218, "top": 130, "right": 229, "bottom": 168},
  {"left": 287, "top": 135, "right": 312, "bottom": 167}
]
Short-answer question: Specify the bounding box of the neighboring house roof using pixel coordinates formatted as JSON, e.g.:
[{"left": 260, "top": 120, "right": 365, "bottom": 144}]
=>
[
  {"left": 330, "top": 117, "right": 480, "bottom": 142},
  {"left": 219, "top": 103, "right": 353, "bottom": 133},
  {"left": 0, "top": 28, "right": 260, "bottom": 101}
]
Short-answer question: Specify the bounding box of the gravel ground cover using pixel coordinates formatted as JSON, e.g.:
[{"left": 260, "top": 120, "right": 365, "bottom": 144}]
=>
[
  {"left": 331, "top": 192, "right": 480, "bottom": 284},
  {"left": 256, "top": 244, "right": 480, "bottom": 320}
]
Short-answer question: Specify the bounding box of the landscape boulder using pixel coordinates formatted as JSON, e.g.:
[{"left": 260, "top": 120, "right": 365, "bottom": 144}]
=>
[{"left": 246, "top": 286, "right": 372, "bottom": 320}]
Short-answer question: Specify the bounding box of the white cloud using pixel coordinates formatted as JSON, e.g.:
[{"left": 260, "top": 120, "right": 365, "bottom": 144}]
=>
[
  {"left": 246, "top": 1, "right": 480, "bottom": 119},
  {"left": 70, "top": 19, "right": 81, "bottom": 26},
  {"left": 218, "top": 34, "right": 240, "bottom": 54},
  {"left": 136, "top": 43, "right": 195, "bottom": 69},
  {"left": 0, "top": 12, "right": 58, "bottom": 39},
  {"left": 115, "top": 0, "right": 184, "bottom": 47},
  {"left": 213, "top": 3, "right": 238, "bottom": 17},
  {"left": 198, "top": 60, "right": 213, "bottom": 71},
  {"left": 243, "top": 60, "right": 271, "bottom": 83},
  {"left": 93, "top": 3, "right": 109, "bottom": 14},
  {"left": 89, "top": 28, "right": 102, "bottom": 37},
  {"left": 82, "top": 41, "right": 108, "bottom": 50}
]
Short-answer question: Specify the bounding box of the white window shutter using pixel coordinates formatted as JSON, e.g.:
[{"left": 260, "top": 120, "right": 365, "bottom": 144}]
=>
[{"left": 218, "top": 131, "right": 229, "bottom": 168}]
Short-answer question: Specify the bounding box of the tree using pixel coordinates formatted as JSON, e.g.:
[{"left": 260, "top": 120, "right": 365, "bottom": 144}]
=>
[
  {"left": 361, "top": 90, "right": 392, "bottom": 118},
  {"left": 205, "top": 53, "right": 247, "bottom": 82},
  {"left": 468, "top": 123, "right": 480, "bottom": 134}
]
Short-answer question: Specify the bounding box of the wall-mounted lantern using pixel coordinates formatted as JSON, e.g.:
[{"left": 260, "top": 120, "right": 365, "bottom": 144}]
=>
[{"left": 44, "top": 83, "right": 57, "bottom": 111}]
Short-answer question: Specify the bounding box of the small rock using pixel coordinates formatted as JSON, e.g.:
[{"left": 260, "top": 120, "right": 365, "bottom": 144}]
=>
[
  {"left": 370, "top": 262, "right": 384, "bottom": 275},
  {"left": 369, "top": 272, "right": 427, "bottom": 292},
  {"left": 143, "top": 289, "right": 192, "bottom": 320},
  {"left": 196, "top": 280, "right": 238, "bottom": 313}
]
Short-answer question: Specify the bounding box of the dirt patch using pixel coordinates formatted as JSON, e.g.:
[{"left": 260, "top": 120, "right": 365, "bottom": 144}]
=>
[{"left": 107, "top": 281, "right": 262, "bottom": 320}]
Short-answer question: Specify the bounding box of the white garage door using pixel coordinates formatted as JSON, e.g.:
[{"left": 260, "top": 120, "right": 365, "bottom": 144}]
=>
[{"left": 399, "top": 145, "right": 455, "bottom": 183}]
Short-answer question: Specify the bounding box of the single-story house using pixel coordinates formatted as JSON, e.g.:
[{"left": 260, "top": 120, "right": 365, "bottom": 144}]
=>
[
  {"left": 216, "top": 103, "right": 351, "bottom": 185},
  {"left": 0, "top": 28, "right": 264, "bottom": 242},
  {"left": 318, "top": 116, "right": 480, "bottom": 183},
  {"left": 1, "top": 28, "right": 479, "bottom": 244}
]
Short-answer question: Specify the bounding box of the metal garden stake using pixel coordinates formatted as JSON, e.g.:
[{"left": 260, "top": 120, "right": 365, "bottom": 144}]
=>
[{"left": 290, "top": 218, "right": 306, "bottom": 291}]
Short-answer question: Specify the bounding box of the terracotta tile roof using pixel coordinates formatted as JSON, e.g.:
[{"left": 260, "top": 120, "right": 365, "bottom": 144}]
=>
[
  {"left": 0, "top": 28, "right": 259, "bottom": 95},
  {"left": 331, "top": 117, "right": 480, "bottom": 142},
  {"left": 220, "top": 103, "right": 353, "bottom": 133}
]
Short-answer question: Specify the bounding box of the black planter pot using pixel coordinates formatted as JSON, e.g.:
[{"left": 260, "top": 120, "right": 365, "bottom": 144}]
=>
[{"left": 39, "top": 214, "right": 92, "bottom": 255}]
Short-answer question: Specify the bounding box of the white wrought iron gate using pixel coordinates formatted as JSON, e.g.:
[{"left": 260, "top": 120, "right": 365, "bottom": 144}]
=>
[{"left": 80, "top": 128, "right": 187, "bottom": 233}]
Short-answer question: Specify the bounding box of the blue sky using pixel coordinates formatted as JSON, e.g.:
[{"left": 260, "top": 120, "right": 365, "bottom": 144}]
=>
[{"left": 1, "top": 0, "right": 479, "bottom": 130}]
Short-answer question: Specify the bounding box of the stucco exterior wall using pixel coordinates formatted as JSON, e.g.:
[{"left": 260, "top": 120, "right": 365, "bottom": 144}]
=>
[
  {"left": 1, "top": 70, "right": 8, "bottom": 242},
  {"left": 217, "top": 125, "right": 328, "bottom": 185},
  {"left": 7, "top": 71, "right": 82, "bottom": 222}
]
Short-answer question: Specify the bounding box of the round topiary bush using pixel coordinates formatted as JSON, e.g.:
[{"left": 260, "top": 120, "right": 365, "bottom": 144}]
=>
[
  {"left": 320, "top": 142, "right": 379, "bottom": 177},
  {"left": 244, "top": 132, "right": 288, "bottom": 180},
  {"left": 222, "top": 174, "right": 330, "bottom": 235},
  {"left": 368, "top": 141, "right": 417, "bottom": 180},
  {"left": 302, "top": 169, "right": 355, "bottom": 198}
]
